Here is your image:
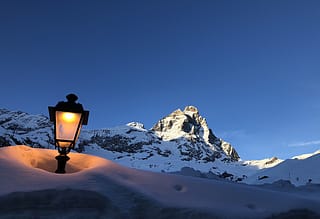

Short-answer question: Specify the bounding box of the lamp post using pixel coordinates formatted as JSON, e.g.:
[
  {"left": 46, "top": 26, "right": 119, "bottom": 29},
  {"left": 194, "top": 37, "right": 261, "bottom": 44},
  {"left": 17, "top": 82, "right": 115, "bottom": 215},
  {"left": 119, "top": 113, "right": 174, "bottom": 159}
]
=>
[{"left": 48, "top": 94, "right": 89, "bottom": 173}]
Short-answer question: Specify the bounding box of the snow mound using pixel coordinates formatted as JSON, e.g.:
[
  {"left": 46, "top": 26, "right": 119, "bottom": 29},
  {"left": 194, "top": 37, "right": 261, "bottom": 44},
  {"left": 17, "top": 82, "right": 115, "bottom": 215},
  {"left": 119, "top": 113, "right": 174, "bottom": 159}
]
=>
[
  {"left": 0, "top": 145, "right": 109, "bottom": 173},
  {"left": 1, "top": 145, "right": 320, "bottom": 219}
]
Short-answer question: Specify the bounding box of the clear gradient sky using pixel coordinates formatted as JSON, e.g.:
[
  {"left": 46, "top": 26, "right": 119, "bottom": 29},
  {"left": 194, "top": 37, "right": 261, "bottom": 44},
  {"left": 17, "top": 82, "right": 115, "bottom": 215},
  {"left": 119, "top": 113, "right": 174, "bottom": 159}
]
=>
[{"left": 1, "top": 0, "right": 320, "bottom": 160}]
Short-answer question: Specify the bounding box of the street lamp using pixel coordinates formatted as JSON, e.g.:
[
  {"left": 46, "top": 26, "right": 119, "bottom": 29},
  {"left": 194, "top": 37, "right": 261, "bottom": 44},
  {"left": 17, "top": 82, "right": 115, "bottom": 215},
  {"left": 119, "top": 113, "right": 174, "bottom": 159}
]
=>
[{"left": 48, "top": 94, "right": 89, "bottom": 173}]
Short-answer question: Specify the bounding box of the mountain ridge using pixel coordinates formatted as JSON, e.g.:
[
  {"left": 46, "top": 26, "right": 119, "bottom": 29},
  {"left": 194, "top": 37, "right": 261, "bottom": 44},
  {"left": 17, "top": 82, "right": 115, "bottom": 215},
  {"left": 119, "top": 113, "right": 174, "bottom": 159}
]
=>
[
  {"left": 0, "top": 106, "right": 239, "bottom": 171},
  {"left": 1, "top": 107, "right": 320, "bottom": 185}
]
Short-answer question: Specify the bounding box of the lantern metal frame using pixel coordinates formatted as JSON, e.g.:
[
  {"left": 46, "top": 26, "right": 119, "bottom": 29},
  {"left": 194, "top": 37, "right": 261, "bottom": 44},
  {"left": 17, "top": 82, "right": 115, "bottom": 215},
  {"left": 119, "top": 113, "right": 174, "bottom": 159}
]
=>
[{"left": 48, "top": 94, "right": 89, "bottom": 173}]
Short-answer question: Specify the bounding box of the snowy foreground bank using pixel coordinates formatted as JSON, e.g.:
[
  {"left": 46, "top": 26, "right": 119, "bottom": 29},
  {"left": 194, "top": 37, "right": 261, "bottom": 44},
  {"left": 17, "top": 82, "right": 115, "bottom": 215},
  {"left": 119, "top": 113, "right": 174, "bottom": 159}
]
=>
[{"left": 1, "top": 146, "right": 320, "bottom": 219}]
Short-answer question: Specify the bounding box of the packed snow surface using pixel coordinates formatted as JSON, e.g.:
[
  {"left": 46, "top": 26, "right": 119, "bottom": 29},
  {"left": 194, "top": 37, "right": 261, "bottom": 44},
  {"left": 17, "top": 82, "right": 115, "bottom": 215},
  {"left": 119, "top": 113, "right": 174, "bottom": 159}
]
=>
[{"left": 1, "top": 146, "right": 320, "bottom": 219}]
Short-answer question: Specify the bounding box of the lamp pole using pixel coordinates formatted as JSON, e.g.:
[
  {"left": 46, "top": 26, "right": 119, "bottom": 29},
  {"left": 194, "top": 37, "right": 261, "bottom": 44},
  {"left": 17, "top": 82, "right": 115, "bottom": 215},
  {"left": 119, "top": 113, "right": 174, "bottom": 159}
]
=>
[
  {"left": 55, "top": 148, "right": 70, "bottom": 174},
  {"left": 48, "top": 94, "right": 89, "bottom": 174}
]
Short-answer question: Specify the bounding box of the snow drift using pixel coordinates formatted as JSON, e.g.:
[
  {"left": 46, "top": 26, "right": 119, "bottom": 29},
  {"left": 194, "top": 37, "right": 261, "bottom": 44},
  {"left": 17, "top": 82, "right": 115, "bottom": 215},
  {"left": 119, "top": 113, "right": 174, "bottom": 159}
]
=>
[{"left": 1, "top": 145, "right": 320, "bottom": 219}]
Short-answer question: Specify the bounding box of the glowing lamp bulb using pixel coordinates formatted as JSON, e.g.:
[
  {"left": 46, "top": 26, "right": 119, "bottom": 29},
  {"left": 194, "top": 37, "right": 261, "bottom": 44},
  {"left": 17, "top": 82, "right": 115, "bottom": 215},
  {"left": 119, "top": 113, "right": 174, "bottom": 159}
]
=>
[{"left": 62, "top": 112, "right": 76, "bottom": 122}]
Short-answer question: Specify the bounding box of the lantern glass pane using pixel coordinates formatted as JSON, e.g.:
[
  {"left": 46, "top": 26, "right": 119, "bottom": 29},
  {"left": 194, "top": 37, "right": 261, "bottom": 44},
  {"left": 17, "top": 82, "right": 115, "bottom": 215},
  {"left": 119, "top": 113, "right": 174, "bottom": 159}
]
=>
[{"left": 55, "top": 111, "right": 82, "bottom": 144}]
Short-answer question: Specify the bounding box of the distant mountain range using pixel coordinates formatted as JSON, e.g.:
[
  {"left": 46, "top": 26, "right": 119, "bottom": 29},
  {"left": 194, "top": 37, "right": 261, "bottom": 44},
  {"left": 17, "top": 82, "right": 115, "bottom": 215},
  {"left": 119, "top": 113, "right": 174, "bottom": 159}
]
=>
[{"left": 1, "top": 107, "right": 320, "bottom": 186}]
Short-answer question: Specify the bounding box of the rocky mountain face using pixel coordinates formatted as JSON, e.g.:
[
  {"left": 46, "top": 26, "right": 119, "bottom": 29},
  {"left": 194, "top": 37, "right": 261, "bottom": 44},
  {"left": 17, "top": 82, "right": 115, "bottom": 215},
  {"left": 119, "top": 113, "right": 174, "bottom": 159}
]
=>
[
  {"left": 151, "top": 106, "right": 239, "bottom": 162},
  {"left": 0, "top": 109, "right": 54, "bottom": 148},
  {"left": 0, "top": 106, "right": 241, "bottom": 177}
]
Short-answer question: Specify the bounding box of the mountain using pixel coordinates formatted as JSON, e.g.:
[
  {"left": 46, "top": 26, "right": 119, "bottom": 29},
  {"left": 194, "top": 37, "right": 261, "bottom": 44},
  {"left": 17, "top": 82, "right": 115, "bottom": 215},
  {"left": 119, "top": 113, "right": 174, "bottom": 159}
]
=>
[
  {"left": 151, "top": 106, "right": 239, "bottom": 161},
  {"left": 2, "top": 107, "right": 320, "bottom": 186},
  {"left": 0, "top": 109, "right": 53, "bottom": 147},
  {"left": 0, "top": 107, "right": 242, "bottom": 177}
]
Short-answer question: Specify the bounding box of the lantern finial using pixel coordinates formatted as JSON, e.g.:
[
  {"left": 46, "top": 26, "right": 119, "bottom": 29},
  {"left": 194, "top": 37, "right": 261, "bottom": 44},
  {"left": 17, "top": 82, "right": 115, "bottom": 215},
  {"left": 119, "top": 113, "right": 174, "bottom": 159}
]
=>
[{"left": 66, "top": 93, "right": 78, "bottom": 103}]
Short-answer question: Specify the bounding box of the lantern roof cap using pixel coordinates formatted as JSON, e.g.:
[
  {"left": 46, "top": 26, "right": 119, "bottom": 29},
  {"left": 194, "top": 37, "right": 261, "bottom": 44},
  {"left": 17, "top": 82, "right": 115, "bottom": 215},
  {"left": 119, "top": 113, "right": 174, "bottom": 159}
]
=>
[
  {"left": 66, "top": 93, "right": 78, "bottom": 103},
  {"left": 55, "top": 93, "right": 84, "bottom": 112},
  {"left": 48, "top": 93, "right": 89, "bottom": 125}
]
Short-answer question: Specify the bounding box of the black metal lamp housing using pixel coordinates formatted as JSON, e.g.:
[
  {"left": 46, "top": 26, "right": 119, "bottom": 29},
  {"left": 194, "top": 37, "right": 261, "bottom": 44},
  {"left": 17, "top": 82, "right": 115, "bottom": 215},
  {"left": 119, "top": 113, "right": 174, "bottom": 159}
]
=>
[{"left": 48, "top": 94, "right": 89, "bottom": 173}]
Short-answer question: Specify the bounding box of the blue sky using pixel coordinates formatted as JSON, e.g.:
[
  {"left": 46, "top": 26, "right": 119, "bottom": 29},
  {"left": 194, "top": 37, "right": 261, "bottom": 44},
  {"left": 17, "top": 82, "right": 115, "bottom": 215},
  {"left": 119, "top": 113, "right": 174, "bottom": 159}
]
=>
[{"left": 1, "top": 0, "right": 320, "bottom": 160}]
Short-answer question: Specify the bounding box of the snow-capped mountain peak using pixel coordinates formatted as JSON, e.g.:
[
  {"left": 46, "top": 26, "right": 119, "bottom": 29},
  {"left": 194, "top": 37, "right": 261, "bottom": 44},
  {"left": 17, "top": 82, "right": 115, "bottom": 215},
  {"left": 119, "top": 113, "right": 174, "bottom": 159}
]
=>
[
  {"left": 152, "top": 106, "right": 206, "bottom": 140},
  {"left": 152, "top": 106, "right": 239, "bottom": 161},
  {"left": 126, "top": 122, "right": 145, "bottom": 130}
]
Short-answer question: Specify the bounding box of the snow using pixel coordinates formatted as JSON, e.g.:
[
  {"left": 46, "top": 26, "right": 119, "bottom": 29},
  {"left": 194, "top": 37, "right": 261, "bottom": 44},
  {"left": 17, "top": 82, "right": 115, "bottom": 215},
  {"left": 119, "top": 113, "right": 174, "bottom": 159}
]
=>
[
  {"left": 243, "top": 157, "right": 283, "bottom": 169},
  {"left": 82, "top": 136, "right": 246, "bottom": 176},
  {"left": 244, "top": 154, "right": 320, "bottom": 186},
  {"left": 292, "top": 150, "right": 320, "bottom": 160},
  {"left": 1, "top": 145, "right": 320, "bottom": 218},
  {"left": 126, "top": 122, "right": 146, "bottom": 130}
]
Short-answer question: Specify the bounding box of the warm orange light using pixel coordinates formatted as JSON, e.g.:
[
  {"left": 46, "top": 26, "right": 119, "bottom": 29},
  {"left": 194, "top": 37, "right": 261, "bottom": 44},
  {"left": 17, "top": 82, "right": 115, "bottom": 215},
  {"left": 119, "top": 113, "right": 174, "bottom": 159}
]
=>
[
  {"left": 62, "top": 112, "right": 77, "bottom": 122},
  {"left": 55, "top": 111, "right": 82, "bottom": 145}
]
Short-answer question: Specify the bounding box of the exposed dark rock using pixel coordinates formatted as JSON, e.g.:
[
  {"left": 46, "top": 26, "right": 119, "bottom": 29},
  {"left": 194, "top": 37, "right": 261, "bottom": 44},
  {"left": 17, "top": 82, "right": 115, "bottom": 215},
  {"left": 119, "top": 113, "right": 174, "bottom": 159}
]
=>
[
  {"left": 265, "top": 157, "right": 279, "bottom": 165},
  {"left": 220, "top": 171, "right": 234, "bottom": 179},
  {"left": 259, "top": 175, "right": 269, "bottom": 180},
  {"left": 0, "top": 136, "right": 11, "bottom": 147}
]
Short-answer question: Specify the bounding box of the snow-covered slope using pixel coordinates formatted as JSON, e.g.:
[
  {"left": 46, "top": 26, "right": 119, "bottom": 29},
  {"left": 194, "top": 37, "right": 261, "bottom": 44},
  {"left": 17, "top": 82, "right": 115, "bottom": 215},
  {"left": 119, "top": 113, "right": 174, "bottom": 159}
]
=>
[
  {"left": 0, "top": 109, "right": 53, "bottom": 147},
  {"left": 244, "top": 153, "right": 320, "bottom": 186},
  {"left": 292, "top": 150, "right": 320, "bottom": 160},
  {"left": 1, "top": 145, "right": 320, "bottom": 219},
  {"left": 244, "top": 157, "right": 283, "bottom": 169},
  {"left": 2, "top": 107, "right": 320, "bottom": 186},
  {"left": 0, "top": 107, "right": 245, "bottom": 179},
  {"left": 78, "top": 106, "right": 247, "bottom": 179}
]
